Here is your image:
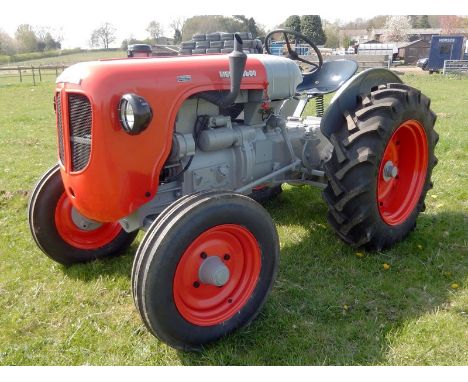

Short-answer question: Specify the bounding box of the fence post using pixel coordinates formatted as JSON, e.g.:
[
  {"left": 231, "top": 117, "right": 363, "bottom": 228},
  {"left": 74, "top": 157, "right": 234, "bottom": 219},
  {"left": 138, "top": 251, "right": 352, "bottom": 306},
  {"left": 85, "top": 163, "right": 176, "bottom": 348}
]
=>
[
  {"left": 18, "top": 67, "right": 22, "bottom": 83},
  {"left": 55, "top": 65, "right": 58, "bottom": 77},
  {"left": 443, "top": 60, "right": 447, "bottom": 75},
  {"left": 31, "top": 66, "right": 36, "bottom": 85},
  {"left": 38, "top": 66, "right": 42, "bottom": 82}
]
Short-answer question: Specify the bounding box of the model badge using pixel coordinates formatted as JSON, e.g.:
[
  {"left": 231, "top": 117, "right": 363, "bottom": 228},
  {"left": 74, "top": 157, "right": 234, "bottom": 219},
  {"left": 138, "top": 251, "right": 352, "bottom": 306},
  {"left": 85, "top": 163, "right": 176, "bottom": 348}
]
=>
[
  {"left": 219, "top": 70, "right": 257, "bottom": 79},
  {"left": 177, "top": 75, "right": 192, "bottom": 82}
]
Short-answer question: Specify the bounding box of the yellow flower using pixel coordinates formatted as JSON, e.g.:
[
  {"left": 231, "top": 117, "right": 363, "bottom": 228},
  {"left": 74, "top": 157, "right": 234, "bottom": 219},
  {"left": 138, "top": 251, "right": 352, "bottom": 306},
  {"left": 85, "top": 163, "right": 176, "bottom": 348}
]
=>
[
  {"left": 383, "top": 263, "right": 391, "bottom": 270},
  {"left": 451, "top": 283, "right": 460, "bottom": 289},
  {"left": 355, "top": 252, "right": 365, "bottom": 258},
  {"left": 343, "top": 304, "right": 349, "bottom": 310},
  {"left": 417, "top": 244, "right": 423, "bottom": 250}
]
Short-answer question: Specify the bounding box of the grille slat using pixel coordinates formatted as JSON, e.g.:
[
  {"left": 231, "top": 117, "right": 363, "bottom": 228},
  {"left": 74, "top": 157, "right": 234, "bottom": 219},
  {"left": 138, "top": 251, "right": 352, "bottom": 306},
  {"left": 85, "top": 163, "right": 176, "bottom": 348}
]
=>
[
  {"left": 55, "top": 93, "right": 65, "bottom": 164},
  {"left": 68, "top": 94, "right": 92, "bottom": 171}
]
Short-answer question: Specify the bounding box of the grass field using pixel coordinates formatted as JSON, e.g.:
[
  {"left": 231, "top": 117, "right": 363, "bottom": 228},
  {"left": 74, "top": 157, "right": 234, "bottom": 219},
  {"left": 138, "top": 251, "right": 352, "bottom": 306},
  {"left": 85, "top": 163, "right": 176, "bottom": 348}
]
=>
[
  {"left": 0, "top": 73, "right": 467, "bottom": 365},
  {"left": 0, "top": 50, "right": 126, "bottom": 68},
  {"left": 0, "top": 50, "right": 127, "bottom": 86}
]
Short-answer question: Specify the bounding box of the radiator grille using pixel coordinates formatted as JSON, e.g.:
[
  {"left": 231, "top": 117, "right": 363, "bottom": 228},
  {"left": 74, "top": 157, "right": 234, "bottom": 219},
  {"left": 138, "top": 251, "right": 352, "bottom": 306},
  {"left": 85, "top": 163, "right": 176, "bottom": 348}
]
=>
[
  {"left": 55, "top": 93, "right": 65, "bottom": 164},
  {"left": 68, "top": 94, "right": 92, "bottom": 172}
]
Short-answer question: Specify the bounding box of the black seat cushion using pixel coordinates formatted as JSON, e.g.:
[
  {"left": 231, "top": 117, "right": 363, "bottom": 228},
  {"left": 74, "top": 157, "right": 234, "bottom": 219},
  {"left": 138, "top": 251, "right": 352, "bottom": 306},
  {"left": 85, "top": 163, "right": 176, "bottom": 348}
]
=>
[{"left": 296, "top": 59, "right": 359, "bottom": 95}]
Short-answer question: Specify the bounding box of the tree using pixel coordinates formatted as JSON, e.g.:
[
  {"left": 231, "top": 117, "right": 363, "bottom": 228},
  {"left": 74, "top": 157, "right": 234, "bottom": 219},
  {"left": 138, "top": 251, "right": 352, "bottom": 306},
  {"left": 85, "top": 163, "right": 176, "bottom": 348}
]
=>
[
  {"left": 35, "top": 27, "right": 61, "bottom": 51},
  {"left": 182, "top": 16, "right": 241, "bottom": 41},
  {"left": 409, "top": 15, "right": 419, "bottom": 28},
  {"left": 173, "top": 29, "right": 182, "bottom": 44},
  {"left": 300, "top": 15, "right": 326, "bottom": 45},
  {"left": 90, "top": 22, "right": 116, "bottom": 49},
  {"left": 283, "top": 15, "right": 301, "bottom": 34},
  {"left": 233, "top": 15, "right": 261, "bottom": 37},
  {"left": 146, "top": 21, "right": 163, "bottom": 43},
  {"left": 180, "top": 15, "right": 264, "bottom": 41},
  {"left": 246, "top": 17, "right": 260, "bottom": 37},
  {"left": 323, "top": 22, "right": 340, "bottom": 48},
  {"left": 409, "top": 15, "right": 431, "bottom": 29},
  {"left": 341, "top": 34, "right": 351, "bottom": 49},
  {"left": 170, "top": 17, "right": 186, "bottom": 44},
  {"left": 365, "top": 15, "right": 387, "bottom": 31},
  {"left": 0, "top": 29, "right": 16, "bottom": 55},
  {"left": 381, "top": 16, "right": 411, "bottom": 42},
  {"left": 440, "top": 16, "right": 462, "bottom": 35},
  {"left": 418, "top": 15, "right": 431, "bottom": 28},
  {"left": 15, "top": 24, "right": 38, "bottom": 53}
]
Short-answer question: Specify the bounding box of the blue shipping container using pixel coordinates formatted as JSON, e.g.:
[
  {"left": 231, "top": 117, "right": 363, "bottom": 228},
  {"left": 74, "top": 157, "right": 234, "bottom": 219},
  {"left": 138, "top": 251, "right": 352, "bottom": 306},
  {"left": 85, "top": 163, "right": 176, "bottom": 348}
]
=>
[{"left": 427, "top": 35, "right": 465, "bottom": 72}]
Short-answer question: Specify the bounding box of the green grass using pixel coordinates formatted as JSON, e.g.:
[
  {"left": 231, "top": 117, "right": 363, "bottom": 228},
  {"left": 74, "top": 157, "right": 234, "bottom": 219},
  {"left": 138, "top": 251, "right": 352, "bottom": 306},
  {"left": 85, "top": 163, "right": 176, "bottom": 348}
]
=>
[
  {"left": 0, "top": 49, "right": 126, "bottom": 67},
  {"left": 0, "top": 50, "right": 127, "bottom": 87},
  {"left": 0, "top": 74, "right": 467, "bottom": 365}
]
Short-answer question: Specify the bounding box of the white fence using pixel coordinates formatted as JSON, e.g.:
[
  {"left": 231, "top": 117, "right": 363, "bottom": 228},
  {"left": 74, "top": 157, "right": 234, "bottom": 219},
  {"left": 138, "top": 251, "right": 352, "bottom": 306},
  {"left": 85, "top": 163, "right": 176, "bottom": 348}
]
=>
[{"left": 443, "top": 60, "right": 468, "bottom": 74}]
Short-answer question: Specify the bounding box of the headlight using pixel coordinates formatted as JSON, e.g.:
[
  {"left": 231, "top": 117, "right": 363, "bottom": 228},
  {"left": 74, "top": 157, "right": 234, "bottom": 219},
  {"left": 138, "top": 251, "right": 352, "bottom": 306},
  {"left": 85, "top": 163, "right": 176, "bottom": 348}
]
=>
[{"left": 118, "top": 94, "right": 152, "bottom": 135}]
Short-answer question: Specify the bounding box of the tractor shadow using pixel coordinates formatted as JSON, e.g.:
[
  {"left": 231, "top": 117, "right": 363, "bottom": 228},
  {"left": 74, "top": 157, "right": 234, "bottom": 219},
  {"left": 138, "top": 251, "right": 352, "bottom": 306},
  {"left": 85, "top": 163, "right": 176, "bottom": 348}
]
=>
[
  {"left": 61, "top": 239, "right": 142, "bottom": 282},
  {"left": 58, "top": 185, "right": 465, "bottom": 365},
  {"left": 177, "top": 185, "right": 466, "bottom": 365}
]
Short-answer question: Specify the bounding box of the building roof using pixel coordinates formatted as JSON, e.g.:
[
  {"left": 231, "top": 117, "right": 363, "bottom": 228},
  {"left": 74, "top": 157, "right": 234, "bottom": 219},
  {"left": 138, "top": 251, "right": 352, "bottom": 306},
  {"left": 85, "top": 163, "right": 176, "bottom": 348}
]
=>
[
  {"left": 373, "top": 28, "right": 443, "bottom": 35},
  {"left": 339, "top": 29, "right": 369, "bottom": 36},
  {"left": 397, "top": 39, "right": 430, "bottom": 48}
]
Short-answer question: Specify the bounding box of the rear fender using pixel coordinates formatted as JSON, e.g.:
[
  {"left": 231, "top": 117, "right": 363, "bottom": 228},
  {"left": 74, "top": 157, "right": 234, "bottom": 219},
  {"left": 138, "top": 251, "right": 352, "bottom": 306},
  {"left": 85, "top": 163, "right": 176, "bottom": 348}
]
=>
[{"left": 320, "top": 68, "right": 402, "bottom": 138}]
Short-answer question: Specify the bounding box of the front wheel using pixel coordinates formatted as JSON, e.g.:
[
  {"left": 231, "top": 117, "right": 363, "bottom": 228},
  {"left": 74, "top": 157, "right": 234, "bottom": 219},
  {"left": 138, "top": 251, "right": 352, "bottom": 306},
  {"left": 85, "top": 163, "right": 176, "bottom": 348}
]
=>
[
  {"left": 28, "top": 164, "right": 138, "bottom": 265},
  {"left": 132, "top": 191, "right": 279, "bottom": 350},
  {"left": 323, "top": 83, "right": 438, "bottom": 250}
]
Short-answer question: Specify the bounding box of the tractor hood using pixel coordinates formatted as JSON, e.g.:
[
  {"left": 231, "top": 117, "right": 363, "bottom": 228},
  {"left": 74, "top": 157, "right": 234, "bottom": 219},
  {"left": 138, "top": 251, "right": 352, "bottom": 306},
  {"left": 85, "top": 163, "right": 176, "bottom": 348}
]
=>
[{"left": 54, "top": 55, "right": 302, "bottom": 222}]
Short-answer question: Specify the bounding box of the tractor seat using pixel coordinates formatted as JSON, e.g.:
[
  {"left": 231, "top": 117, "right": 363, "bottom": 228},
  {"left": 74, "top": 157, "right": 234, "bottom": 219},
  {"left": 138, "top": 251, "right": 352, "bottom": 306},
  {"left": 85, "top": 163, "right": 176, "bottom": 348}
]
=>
[{"left": 296, "top": 59, "right": 359, "bottom": 95}]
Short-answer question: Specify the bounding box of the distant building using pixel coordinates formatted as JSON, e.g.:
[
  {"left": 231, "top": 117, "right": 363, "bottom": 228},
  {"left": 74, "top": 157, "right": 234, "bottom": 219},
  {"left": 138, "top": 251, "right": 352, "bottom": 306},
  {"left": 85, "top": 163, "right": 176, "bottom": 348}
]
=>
[
  {"left": 339, "top": 29, "right": 370, "bottom": 44},
  {"left": 373, "top": 28, "right": 442, "bottom": 42},
  {"left": 340, "top": 28, "right": 468, "bottom": 46},
  {"left": 397, "top": 39, "right": 431, "bottom": 64}
]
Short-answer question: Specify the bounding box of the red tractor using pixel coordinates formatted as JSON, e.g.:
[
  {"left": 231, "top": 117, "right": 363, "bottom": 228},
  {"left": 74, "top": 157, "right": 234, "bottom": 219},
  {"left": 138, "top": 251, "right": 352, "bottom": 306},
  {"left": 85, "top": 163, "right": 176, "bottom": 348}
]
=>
[{"left": 28, "top": 30, "right": 438, "bottom": 350}]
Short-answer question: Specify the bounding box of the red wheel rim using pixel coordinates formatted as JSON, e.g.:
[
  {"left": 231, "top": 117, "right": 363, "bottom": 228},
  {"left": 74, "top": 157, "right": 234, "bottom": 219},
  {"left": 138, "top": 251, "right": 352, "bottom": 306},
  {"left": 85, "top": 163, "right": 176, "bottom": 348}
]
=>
[
  {"left": 173, "top": 224, "right": 261, "bottom": 326},
  {"left": 54, "top": 193, "right": 122, "bottom": 249},
  {"left": 377, "top": 120, "right": 428, "bottom": 225}
]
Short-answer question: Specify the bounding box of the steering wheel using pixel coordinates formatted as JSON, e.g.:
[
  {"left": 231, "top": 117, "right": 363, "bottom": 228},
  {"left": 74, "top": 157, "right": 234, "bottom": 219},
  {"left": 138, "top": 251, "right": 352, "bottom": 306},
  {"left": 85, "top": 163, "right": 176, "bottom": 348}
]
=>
[{"left": 264, "top": 29, "right": 323, "bottom": 73}]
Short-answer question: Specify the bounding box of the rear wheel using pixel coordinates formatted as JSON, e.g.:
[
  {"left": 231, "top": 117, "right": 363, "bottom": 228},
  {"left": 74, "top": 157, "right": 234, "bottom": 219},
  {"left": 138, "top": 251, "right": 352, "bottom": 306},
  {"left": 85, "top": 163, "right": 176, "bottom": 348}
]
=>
[
  {"left": 132, "top": 192, "right": 279, "bottom": 350},
  {"left": 28, "top": 164, "right": 138, "bottom": 265},
  {"left": 323, "top": 83, "right": 438, "bottom": 250}
]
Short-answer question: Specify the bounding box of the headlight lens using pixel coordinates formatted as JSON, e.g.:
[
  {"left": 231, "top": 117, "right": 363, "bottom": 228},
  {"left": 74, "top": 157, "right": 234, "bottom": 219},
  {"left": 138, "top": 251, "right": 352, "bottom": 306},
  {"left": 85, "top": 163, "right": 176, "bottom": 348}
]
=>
[
  {"left": 118, "top": 94, "right": 152, "bottom": 135},
  {"left": 122, "top": 100, "right": 135, "bottom": 129}
]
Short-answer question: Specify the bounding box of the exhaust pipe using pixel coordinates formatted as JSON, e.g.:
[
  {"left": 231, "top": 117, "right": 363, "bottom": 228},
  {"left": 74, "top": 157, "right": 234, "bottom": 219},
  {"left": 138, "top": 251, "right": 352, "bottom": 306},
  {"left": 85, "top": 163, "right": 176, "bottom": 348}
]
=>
[
  {"left": 198, "top": 34, "right": 247, "bottom": 108},
  {"left": 220, "top": 34, "right": 247, "bottom": 107}
]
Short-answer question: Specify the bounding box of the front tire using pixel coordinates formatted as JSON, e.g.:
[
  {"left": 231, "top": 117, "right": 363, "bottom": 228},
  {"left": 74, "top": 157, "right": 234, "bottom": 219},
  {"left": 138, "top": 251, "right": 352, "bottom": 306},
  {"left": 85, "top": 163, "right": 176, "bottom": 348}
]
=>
[
  {"left": 132, "top": 192, "right": 279, "bottom": 350},
  {"left": 28, "top": 164, "right": 138, "bottom": 265},
  {"left": 323, "top": 83, "right": 438, "bottom": 250}
]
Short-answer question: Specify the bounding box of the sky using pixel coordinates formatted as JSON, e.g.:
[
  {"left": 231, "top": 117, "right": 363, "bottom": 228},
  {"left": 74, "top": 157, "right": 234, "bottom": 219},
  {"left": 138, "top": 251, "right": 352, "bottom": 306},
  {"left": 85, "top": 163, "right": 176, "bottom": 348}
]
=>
[{"left": 1, "top": 0, "right": 466, "bottom": 49}]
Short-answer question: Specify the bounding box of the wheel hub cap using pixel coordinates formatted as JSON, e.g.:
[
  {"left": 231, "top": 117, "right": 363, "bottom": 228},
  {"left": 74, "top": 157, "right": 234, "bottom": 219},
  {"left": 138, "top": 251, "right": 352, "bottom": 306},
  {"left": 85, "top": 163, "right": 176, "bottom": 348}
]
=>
[
  {"left": 383, "top": 160, "right": 399, "bottom": 181},
  {"left": 71, "top": 207, "right": 102, "bottom": 231},
  {"left": 198, "top": 256, "right": 230, "bottom": 287}
]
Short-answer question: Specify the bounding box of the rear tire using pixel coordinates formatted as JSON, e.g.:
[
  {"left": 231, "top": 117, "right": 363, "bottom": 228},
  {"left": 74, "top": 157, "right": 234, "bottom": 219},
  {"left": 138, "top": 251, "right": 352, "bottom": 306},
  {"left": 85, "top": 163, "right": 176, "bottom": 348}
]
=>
[
  {"left": 132, "top": 192, "right": 279, "bottom": 350},
  {"left": 323, "top": 83, "right": 438, "bottom": 250},
  {"left": 28, "top": 164, "right": 138, "bottom": 266}
]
